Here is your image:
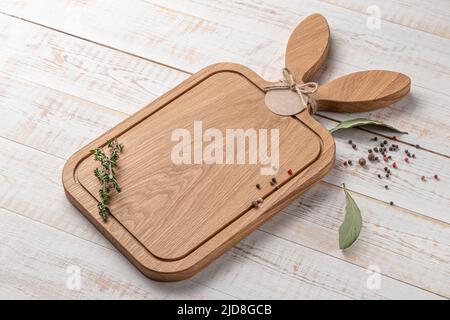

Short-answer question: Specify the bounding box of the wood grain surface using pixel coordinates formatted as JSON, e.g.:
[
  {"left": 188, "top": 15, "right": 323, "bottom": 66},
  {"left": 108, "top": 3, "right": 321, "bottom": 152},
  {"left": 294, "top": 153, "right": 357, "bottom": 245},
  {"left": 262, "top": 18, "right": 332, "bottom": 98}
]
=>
[{"left": 0, "top": 0, "right": 449, "bottom": 298}]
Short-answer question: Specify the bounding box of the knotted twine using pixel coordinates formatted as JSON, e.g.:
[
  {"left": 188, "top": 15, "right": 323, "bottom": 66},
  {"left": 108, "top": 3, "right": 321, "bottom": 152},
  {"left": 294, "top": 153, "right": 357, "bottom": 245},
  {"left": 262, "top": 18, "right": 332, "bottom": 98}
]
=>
[{"left": 264, "top": 68, "right": 319, "bottom": 114}]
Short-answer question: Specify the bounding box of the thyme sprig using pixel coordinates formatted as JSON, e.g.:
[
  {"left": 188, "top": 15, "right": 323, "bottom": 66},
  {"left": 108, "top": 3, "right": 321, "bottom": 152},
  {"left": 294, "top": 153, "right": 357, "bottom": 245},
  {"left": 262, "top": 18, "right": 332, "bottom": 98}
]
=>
[{"left": 91, "top": 139, "right": 124, "bottom": 221}]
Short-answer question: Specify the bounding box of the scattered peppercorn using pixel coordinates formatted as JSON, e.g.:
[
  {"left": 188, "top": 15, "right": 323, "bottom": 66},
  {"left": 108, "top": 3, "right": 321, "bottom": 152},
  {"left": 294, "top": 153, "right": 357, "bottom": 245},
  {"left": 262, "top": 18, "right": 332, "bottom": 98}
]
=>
[
  {"left": 384, "top": 167, "right": 388, "bottom": 172},
  {"left": 412, "top": 154, "right": 416, "bottom": 158},
  {"left": 421, "top": 176, "right": 426, "bottom": 181},
  {"left": 368, "top": 149, "right": 372, "bottom": 153},
  {"left": 392, "top": 162, "right": 398, "bottom": 169},
  {"left": 352, "top": 143, "right": 357, "bottom": 149},
  {"left": 368, "top": 153, "right": 375, "bottom": 161},
  {"left": 343, "top": 161, "right": 348, "bottom": 166},
  {"left": 415, "top": 144, "right": 420, "bottom": 149},
  {"left": 385, "top": 185, "right": 389, "bottom": 189},
  {"left": 404, "top": 157, "right": 409, "bottom": 162},
  {"left": 256, "top": 183, "right": 261, "bottom": 190},
  {"left": 405, "top": 149, "right": 409, "bottom": 154},
  {"left": 434, "top": 174, "right": 439, "bottom": 180},
  {"left": 252, "top": 200, "right": 259, "bottom": 208},
  {"left": 371, "top": 137, "right": 378, "bottom": 141},
  {"left": 271, "top": 177, "right": 277, "bottom": 184},
  {"left": 374, "top": 147, "right": 379, "bottom": 153},
  {"left": 383, "top": 140, "right": 388, "bottom": 145},
  {"left": 288, "top": 169, "right": 293, "bottom": 175},
  {"left": 359, "top": 158, "right": 366, "bottom": 166},
  {"left": 392, "top": 136, "right": 397, "bottom": 140},
  {"left": 348, "top": 160, "right": 353, "bottom": 165},
  {"left": 377, "top": 174, "right": 382, "bottom": 179},
  {"left": 348, "top": 140, "right": 352, "bottom": 144},
  {"left": 375, "top": 157, "right": 379, "bottom": 161},
  {"left": 390, "top": 201, "right": 394, "bottom": 206}
]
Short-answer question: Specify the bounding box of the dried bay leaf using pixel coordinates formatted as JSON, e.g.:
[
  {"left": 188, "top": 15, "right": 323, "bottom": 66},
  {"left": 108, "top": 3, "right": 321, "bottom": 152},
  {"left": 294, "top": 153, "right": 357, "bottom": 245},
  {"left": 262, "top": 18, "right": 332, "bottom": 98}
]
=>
[
  {"left": 339, "top": 185, "right": 363, "bottom": 250},
  {"left": 329, "top": 118, "right": 407, "bottom": 134}
]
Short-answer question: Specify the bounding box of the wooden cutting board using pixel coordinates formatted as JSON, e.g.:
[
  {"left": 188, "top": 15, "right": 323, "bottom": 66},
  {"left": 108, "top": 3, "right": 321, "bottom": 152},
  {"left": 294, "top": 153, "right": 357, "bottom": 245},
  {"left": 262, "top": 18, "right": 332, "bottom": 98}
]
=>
[{"left": 63, "top": 14, "right": 410, "bottom": 281}]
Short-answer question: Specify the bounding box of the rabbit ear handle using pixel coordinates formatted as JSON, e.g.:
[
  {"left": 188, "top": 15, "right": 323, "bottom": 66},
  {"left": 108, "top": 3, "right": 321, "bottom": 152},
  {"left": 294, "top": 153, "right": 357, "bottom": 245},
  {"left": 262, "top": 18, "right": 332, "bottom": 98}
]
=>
[{"left": 265, "top": 14, "right": 411, "bottom": 115}]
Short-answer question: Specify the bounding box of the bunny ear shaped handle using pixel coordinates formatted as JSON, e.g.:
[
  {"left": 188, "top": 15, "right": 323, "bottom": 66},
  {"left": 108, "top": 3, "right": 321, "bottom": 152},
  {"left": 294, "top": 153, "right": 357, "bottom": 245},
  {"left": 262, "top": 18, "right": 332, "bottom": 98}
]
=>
[
  {"left": 266, "top": 14, "right": 410, "bottom": 116},
  {"left": 285, "top": 13, "right": 330, "bottom": 82},
  {"left": 312, "top": 70, "right": 411, "bottom": 113}
]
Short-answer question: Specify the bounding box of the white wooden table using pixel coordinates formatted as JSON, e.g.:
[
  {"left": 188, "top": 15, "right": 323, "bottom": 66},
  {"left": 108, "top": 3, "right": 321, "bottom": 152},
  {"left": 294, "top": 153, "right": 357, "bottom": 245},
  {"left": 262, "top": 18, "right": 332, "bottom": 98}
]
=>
[{"left": 0, "top": 0, "right": 449, "bottom": 299}]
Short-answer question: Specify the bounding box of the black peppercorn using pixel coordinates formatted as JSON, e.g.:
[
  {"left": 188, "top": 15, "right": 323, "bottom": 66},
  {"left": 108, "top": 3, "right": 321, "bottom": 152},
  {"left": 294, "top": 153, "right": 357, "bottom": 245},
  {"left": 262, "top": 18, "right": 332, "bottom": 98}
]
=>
[{"left": 359, "top": 158, "right": 366, "bottom": 166}]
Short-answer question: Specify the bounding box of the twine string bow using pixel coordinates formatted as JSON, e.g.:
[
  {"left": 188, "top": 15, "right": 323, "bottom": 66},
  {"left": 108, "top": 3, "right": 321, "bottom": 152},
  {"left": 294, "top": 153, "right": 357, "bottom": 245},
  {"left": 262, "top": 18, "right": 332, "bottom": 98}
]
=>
[{"left": 265, "top": 68, "right": 319, "bottom": 113}]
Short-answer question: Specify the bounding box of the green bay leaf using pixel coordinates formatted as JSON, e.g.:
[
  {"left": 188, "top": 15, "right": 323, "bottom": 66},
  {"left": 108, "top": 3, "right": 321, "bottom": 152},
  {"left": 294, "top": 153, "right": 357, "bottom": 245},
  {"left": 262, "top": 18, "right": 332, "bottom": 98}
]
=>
[
  {"left": 339, "top": 185, "right": 363, "bottom": 250},
  {"left": 329, "top": 118, "right": 407, "bottom": 134}
]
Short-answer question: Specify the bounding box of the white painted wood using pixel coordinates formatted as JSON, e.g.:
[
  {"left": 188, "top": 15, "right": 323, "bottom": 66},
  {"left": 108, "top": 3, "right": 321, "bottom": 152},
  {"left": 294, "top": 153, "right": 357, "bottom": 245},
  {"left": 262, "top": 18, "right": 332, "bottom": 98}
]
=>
[
  {"left": 0, "top": 16, "right": 448, "bottom": 224},
  {"left": 1, "top": 74, "right": 449, "bottom": 223},
  {"left": 2, "top": 0, "right": 449, "bottom": 155},
  {"left": 0, "top": 188, "right": 443, "bottom": 300},
  {"left": 0, "top": 0, "right": 449, "bottom": 299},
  {"left": 265, "top": 182, "right": 450, "bottom": 298},
  {"left": 321, "top": 0, "right": 450, "bottom": 38},
  {"left": 0, "top": 208, "right": 233, "bottom": 299},
  {"left": 0, "top": 136, "right": 448, "bottom": 298}
]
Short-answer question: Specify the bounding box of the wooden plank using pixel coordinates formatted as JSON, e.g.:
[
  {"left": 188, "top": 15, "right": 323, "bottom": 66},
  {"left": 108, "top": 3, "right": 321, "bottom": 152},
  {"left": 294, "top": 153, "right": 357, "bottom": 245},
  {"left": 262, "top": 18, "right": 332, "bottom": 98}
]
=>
[
  {"left": 2, "top": 0, "right": 449, "bottom": 156},
  {"left": 0, "top": 15, "right": 448, "bottom": 223},
  {"left": 0, "top": 180, "right": 443, "bottom": 299},
  {"left": 320, "top": 118, "right": 450, "bottom": 224},
  {"left": 1, "top": 73, "right": 448, "bottom": 224},
  {"left": 0, "top": 208, "right": 233, "bottom": 299},
  {"left": 265, "top": 182, "right": 450, "bottom": 298},
  {"left": 321, "top": 0, "right": 450, "bottom": 38},
  {"left": 0, "top": 8, "right": 448, "bottom": 296},
  {"left": 0, "top": 137, "right": 447, "bottom": 298},
  {"left": 0, "top": 14, "right": 188, "bottom": 114}
]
